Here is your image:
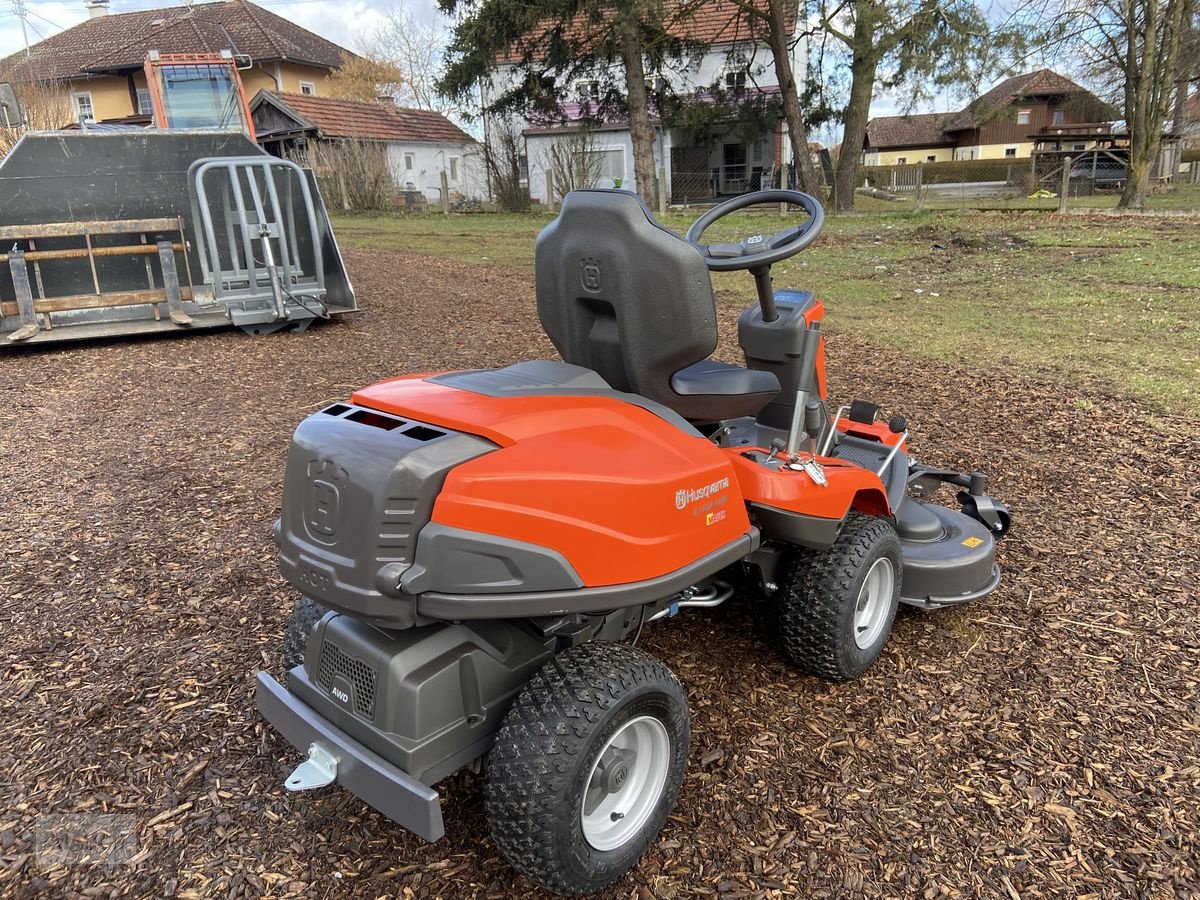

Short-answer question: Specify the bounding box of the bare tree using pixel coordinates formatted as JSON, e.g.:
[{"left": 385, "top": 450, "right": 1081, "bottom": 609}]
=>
[
  {"left": 542, "top": 128, "right": 605, "bottom": 198},
  {"left": 1035, "top": 0, "right": 1192, "bottom": 206},
  {"left": 357, "top": 2, "right": 447, "bottom": 111},
  {"left": 327, "top": 52, "right": 413, "bottom": 103},
  {"left": 719, "top": 0, "right": 824, "bottom": 195},
  {"left": 484, "top": 118, "right": 531, "bottom": 211},
  {"left": 308, "top": 139, "right": 397, "bottom": 211},
  {"left": 0, "top": 75, "right": 72, "bottom": 160}
]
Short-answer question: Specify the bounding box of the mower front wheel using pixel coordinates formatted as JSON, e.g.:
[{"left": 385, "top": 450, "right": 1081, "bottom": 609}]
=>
[
  {"left": 777, "top": 514, "right": 902, "bottom": 682},
  {"left": 484, "top": 641, "right": 690, "bottom": 895}
]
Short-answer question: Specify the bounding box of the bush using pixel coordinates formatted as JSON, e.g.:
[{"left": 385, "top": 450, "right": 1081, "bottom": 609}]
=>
[{"left": 308, "top": 140, "right": 396, "bottom": 212}]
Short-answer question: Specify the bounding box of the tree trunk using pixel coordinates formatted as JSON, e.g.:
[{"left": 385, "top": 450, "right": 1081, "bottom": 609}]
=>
[
  {"left": 1120, "top": 0, "right": 1186, "bottom": 208},
  {"left": 618, "top": 14, "right": 657, "bottom": 207},
  {"left": 766, "top": 0, "right": 822, "bottom": 195},
  {"left": 1121, "top": 0, "right": 1156, "bottom": 207},
  {"left": 832, "top": 13, "right": 878, "bottom": 212}
]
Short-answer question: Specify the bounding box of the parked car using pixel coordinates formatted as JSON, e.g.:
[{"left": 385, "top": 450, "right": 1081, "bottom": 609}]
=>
[{"left": 1070, "top": 157, "right": 1128, "bottom": 184}]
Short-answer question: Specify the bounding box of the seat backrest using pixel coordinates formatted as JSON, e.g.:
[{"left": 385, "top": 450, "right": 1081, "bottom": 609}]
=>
[{"left": 535, "top": 190, "right": 717, "bottom": 402}]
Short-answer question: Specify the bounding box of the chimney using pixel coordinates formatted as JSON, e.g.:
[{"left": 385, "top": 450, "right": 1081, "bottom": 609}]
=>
[{"left": 85, "top": 0, "right": 110, "bottom": 18}]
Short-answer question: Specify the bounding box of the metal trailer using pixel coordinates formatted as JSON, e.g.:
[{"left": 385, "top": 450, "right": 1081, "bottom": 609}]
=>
[{"left": 0, "top": 130, "right": 355, "bottom": 346}]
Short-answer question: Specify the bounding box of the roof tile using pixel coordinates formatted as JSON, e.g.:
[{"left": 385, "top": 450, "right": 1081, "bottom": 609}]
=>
[
  {"left": 864, "top": 112, "right": 955, "bottom": 150},
  {"left": 257, "top": 91, "right": 475, "bottom": 145},
  {"left": 0, "top": 0, "right": 350, "bottom": 82}
]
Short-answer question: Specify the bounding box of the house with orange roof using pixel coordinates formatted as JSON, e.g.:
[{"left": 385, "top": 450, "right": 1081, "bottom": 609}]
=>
[
  {"left": 484, "top": 0, "right": 804, "bottom": 205},
  {"left": 251, "top": 91, "right": 485, "bottom": 203},
  {"left": 0, "top": 0, "right": 349, "bottom": 125},
  {"left": 862, "top": 70, "right": 1116, "bottom": 166}
]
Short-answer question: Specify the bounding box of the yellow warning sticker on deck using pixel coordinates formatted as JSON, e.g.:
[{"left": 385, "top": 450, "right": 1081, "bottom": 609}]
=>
[{"left": 962, "top": 536, "right": 984, "bottom": 548}]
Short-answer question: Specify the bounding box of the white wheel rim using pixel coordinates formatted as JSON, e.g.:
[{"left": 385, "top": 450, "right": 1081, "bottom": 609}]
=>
[
  {"left": 853, "top": 557, "right": 895, "bottom": 650},
  {"left": 580, "top": 715, "right": 671, "bottom": 852}
]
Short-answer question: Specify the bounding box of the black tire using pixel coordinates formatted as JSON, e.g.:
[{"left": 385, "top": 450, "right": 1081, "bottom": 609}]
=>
[
  {"left": 484, "top": 641, "right": 690, "bottom": 895},
  {"left": 777, "top": 514, "right": 902, "bottom": 682},
  {"left": 280, "top": 596, "right": 328, "bottom": 674}
]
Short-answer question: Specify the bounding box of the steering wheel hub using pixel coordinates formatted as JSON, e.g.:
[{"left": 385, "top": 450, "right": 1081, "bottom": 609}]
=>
[{"left": 684, "top": 190, "right": 825, "bottom": 272}]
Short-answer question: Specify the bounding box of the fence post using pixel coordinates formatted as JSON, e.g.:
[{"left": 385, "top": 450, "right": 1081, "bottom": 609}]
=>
[
  {"left": 657, "top": 166, "right": 667, "bottom": 215},
  {"left": 913, "top": 164, "right": 924, "bottom": 211},
  {"left": 1058, "top": 156, "right": 1072, "bottom": 214},
  {"left": 441, "top": 170, "right": 450, "bottom": 216},
  {"left": 545, "top": 170, "right": 555, "bottom": 212}
]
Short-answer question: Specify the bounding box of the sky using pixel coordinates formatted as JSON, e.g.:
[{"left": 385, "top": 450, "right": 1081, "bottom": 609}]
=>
[
  {"left": 1, "top": 0, "right": 1070, "bottom": 133},
  {"left": 0, "top": 0, "right": 445, "bottom": 61}
]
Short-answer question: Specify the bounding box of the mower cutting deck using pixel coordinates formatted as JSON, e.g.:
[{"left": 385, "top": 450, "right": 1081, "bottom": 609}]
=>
[{"left": 256, "top": 189, "right": 1010, "bottom": 895}]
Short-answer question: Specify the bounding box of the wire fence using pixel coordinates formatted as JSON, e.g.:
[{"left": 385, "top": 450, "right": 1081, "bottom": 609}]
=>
[{"left": 859, "top": 156, "right": 1200, "bottom": 213}]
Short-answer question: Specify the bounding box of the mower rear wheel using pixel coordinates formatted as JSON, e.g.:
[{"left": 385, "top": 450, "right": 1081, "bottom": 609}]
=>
[
  {"left": 280, "top": 596, "right": 328, "bottom": 675},
  {"left": 777, "top": 514, "right": 902, "bottom": 682},
  {"left": 484, "top": 641, "right": 690, "bottom": 895}
]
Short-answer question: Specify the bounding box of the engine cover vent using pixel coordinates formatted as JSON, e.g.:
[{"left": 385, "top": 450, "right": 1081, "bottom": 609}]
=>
[{"left": 316, "top": 641, "right": 376, "bottom": 718}]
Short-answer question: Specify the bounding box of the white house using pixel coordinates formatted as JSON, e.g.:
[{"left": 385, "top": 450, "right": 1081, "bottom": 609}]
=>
[
  {"left": 251, "top": 91, "right": 486, "bottom": 203},
  {"left": 482, "top": 0, "right": 805, "bottom": 205}
]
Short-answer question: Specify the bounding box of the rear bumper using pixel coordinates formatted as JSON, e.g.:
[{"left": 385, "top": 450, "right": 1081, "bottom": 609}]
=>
[{"left": 255, "top": 671, "right": 444, "bottom": 841}]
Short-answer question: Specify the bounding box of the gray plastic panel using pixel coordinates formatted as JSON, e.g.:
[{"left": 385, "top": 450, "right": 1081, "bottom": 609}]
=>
[
  {"left": 899, "top": 503, "right": 998, "bottom": 605},
  {"left": 255, "top": 671, "right": 445, "bottom": 841},
  {"left": 402, "top": 522, "right": 584, "bottom": 595},
  {"left": 430, "top": 360, "right": 702, "bottom": 435},
  {"left": 277, "top": 404, "right": 497, "bottom": 628},
  {"left": 289, "top": 616, "right": 555, "bottom": 784}
]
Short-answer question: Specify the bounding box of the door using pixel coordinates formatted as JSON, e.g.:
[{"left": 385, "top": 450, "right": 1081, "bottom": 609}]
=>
[{"left": 722, "top": 142, "right": 747, "bottom": 194}]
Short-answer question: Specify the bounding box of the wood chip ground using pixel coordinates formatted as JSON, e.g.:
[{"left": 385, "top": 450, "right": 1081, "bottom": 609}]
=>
[{"left": 1, "top": 248, "right": 1196, "bottom": 898}]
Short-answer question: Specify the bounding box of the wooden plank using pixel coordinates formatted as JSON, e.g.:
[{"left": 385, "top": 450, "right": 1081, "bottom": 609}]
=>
[
  {"left": 0, "top": 243, "right": 187, "bottom": 264},
  {"left": 0, "top": 219, "right": 183, "bottom": 241},
  {"left": 1, "top": 286, "right": 196, "bottom": 317}
]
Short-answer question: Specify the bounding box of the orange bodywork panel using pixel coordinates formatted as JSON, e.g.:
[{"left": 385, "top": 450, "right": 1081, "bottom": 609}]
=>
[
  {"left": 353, "top": 376, "right": 752, "bottom": 587},
  {"left": 727, "top": 452, "right": 891, "bottom": 520}
]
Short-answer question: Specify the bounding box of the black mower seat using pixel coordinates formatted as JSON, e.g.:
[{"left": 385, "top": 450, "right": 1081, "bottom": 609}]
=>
[{"left": 535, "top": 189, "right": 781, "bottom": 423}]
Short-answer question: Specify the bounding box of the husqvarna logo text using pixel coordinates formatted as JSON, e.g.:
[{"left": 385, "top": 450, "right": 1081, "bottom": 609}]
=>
[
  {"left": 580, "top": 257, "right": 602, "bottom": 292},
  {"left": 675, "top": 477, "right": 730, "bottom": 510},
  {"left": 305, "top": 459, "right": 349, "bottom": 545}
]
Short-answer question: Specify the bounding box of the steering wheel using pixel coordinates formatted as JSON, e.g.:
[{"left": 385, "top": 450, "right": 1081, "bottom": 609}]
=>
[{"left": 684, "top": 190, "right": 825, "bottom": 272}]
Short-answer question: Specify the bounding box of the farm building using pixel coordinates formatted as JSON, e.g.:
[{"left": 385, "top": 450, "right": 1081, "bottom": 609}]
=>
[
  {"left": 863, "top": 69, "right": 1115, "bottom": 165},
  {"left": 250, "top": 91, "right": 485, "bottom": 205}
]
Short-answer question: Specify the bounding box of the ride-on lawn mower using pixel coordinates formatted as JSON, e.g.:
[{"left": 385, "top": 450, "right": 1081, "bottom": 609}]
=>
[{"left": 256, "top": 189, "right": 1010, "bottom": 894}]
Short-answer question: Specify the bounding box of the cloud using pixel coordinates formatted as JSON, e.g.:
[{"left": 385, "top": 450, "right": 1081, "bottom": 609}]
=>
[{"left": 1, "top": 0, "right": 447, "bottom": 60}]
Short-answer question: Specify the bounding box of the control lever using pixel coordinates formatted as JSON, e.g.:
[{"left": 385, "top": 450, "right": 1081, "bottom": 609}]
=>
[
  {"left": 803, "top": 400, "right": 824, "bottom": 453},
  {"left": 764, "top": 437, "right": 787, "bottom": 464}
]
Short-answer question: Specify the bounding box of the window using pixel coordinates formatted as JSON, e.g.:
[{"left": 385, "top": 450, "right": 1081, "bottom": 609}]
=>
[
  {"left": 300, "top": 81, "right": 316, "bottom": 96},
  {"left": 518, "top": 153, "right": 529, "bottom": 183},
  {"left": 575, "top": 80, "right": 600, "bottom": 103},
  {"left": 73, "top": 92, "right": 95, "bottom": 122},
  {"left": 926, "top": 155, "right": 937, "bottom": 163},
  {"left": 751, "top": 141, "right": 763, "bottom": 163},
  {"left": 1016, "top": 108, "right": 1031, "bottom": 125},
  {"left": 1005, "top": 147, "right": 1017, "bottom": 158},
  {"left": 649, "top": 74, "right": 668, "bottom": 93},
  {"left": 897, "top": 156, "right": 908, "bottom": 165},
  {"left": 1073, "top": 142, "right": 1087, "bottom": 151},
  {"left": 449, "top": 157, "right": 459, "bottom": 180},
  {"left": 136, "top": 89, "right": 153, "bottom": 116},
  {"left": 724, "top": 69, "right": 747, "bottom": 91},
  {"left": 1052, "top": 109, "right": 1065, "bottom": 126},
  {"left": 404, "top": 152, "right": 415, "bottom": 171},
  {"left": 585, "top": 147, "right": 624, "bottom": 181}
]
